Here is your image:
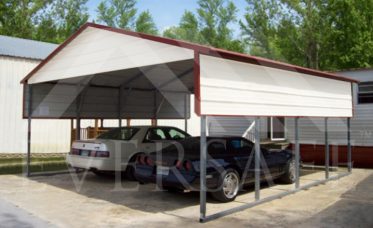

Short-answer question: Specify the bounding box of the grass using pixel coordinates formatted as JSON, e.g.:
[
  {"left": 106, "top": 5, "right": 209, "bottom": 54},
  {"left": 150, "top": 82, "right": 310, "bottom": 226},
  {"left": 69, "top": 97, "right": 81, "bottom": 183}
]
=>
[{"left": 0, "top": 155, "right": 68, "bottom": 175}]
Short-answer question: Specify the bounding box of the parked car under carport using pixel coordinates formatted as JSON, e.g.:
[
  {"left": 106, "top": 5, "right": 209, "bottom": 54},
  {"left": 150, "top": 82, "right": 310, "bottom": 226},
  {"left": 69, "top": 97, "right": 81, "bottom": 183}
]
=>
[{"left": 21, "top": 22, "right": 357, "bottom": 222}]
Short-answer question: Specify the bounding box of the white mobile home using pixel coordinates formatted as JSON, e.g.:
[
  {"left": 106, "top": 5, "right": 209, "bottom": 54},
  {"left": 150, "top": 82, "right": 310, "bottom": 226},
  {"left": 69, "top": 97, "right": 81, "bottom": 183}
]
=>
[{"left": 0, "top": 35, "right": 74, "bottom": 153}]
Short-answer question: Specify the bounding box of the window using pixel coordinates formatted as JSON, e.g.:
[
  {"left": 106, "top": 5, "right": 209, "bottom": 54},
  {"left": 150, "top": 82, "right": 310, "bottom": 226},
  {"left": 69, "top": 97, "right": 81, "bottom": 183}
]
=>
[
  {"left": 97, "top": 128, "right": 139, "bottom": 140},
  {"left": 230, "top": 139, "right": 253, "bottom": 150},
  {"left": 145, "top": 128, "right": 167, "bottom": 141},
  {"left": 358, "top": 82, "right": 373, "bottom": 104},
  {"left": 167, "top": 128, "right": 187, "bottom": 140}
]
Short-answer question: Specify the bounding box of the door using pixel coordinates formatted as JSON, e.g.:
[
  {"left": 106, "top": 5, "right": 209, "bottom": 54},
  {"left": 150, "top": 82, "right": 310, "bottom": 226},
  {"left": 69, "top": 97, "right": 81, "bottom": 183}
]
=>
[{"left": 270, "top": 117, "right": 285, "bottom": 141}]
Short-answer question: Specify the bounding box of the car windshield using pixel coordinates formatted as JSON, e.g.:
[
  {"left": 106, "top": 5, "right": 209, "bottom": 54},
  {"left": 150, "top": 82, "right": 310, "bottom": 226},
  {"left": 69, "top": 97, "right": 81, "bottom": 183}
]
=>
[{"left": 97, "top": 127, "right": 139, "bottom": 140}]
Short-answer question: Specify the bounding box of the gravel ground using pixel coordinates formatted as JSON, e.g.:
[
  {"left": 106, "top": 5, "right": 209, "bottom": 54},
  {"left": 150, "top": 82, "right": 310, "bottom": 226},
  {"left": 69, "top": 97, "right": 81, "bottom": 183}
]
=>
[{"left": 0, "top": 169, "right": 371, "bottom": 228}]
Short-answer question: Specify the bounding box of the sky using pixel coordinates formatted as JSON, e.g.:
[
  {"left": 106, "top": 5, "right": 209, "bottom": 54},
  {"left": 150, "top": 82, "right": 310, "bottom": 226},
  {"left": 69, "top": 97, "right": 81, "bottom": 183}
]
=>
[{"left": 86, "top": 0, "right": 248, "bottom": 36}]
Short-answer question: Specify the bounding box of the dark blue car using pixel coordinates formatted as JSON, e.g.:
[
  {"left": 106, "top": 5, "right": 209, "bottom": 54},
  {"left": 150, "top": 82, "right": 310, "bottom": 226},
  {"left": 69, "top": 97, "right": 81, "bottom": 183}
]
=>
[{"left": 135, "top": 137, "right": 295, "bottom": 202}]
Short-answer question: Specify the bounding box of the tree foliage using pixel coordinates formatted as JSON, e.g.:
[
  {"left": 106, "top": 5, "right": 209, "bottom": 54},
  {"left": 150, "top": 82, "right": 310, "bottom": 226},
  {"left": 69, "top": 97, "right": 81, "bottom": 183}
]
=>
[
  {"left": 240, "top": 0, "right": 373, "bottom": 70},
  {"left": 164, "top": 0, "right": 244, "bottom": 52},
  {"left": 0, "top": 0, "right": 89, "bottom": 43},
  {"left": 97, "top": 0, "right": 137, "bottom": 29},
  {"left": 96, "top": 0, "right": 158, "bottom": 35},
  {"left": 135, "top": 11, "right": 158, "bottom": 35},
  {"left": 0, "top": 0, "right": 371, "bottom": 71}
]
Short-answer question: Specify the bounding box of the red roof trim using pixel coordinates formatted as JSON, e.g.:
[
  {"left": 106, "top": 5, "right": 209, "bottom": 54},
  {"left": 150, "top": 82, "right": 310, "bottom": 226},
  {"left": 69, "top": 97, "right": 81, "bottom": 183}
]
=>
[{"left": 21, "top": 22, "right": 359, "bottom": 84}]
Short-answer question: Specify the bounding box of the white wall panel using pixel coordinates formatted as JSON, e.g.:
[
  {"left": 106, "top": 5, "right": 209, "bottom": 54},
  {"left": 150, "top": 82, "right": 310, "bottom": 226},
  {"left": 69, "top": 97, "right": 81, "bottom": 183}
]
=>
[
  {"left": 28, "top": 27, "right": 194, "bottom": 84},
  {"left": 286, "top": 70, "right": 373, "bottom": 146},
  {"left": 199, "top": 55, "right": 353, "bottom": 117},
  {"left": 0, "top": 56, "right": 70, "bottom": 153}
]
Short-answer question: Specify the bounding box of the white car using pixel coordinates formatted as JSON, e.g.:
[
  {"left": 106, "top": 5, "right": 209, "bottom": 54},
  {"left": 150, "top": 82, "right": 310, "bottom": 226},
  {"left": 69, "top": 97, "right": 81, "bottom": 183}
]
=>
[{"left": 66, "top": 126, "right": 190, "bottom": 178}]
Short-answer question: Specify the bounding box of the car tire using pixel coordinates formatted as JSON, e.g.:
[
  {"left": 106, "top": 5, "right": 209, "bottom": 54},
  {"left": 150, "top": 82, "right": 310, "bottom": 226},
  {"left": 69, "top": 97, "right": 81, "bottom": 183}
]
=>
[
  {"left": 278, "top": 158, "right": 296, "bottom": 184},
  {"left": 125, "top": 153, "right": 143, "bottom": 181},
  {"left": 211, "top": 168, "right": 240, "bottom": 202}
]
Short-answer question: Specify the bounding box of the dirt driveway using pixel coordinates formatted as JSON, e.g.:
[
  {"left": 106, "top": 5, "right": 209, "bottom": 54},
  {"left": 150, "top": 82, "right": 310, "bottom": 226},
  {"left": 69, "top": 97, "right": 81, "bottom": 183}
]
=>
[{"left": 0, "top": 169, "right": 372, "bottom": 228}]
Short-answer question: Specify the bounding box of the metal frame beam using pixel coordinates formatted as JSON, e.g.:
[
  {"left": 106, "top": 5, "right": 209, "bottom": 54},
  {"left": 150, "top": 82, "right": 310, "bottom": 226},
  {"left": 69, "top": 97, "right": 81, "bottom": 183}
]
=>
[
  {"left": 157, "top": 68, "right": 194, "bottom": 89},
  {"left": 184, "top": 94, "right": 188, "bottom": 132},
  {"left": 200, "top": 115, "right": 207, "bottom": 222},
  {"left": 325, "top": 118, "right": 329, "bottom": 179},
  {"left": 26, "top": 84, "right": 32, "bottom": 177},
  {"left": 294, "top": 117, "right": 300, "bottom": 189},
  {"left": 347, "top": 118, "right": 352, "bottom": 172},
  {"left": 254, "top": 117, "right": 261, "bottom": 201},
  {"left": 200, "top": 171, "right": 350, "bottom": 223}
]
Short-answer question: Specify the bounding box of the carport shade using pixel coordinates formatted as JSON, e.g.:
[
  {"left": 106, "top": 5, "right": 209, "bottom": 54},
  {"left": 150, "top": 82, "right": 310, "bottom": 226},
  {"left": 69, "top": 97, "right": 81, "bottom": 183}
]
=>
[
  {"left": 20, "top": 23, "right": 357, "bottom": 222},
  {"left": 21, "top": 22, "right": 357, "bottom": 119}
]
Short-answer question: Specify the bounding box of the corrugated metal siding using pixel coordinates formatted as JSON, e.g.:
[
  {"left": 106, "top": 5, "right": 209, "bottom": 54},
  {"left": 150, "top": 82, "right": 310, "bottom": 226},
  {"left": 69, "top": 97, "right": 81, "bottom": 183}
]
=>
[
  {"left": 286, "top": 70, "right": 373, "bottom": 146},
  {"left": 26, "top": 84, "right": 190, "bottom": 119},
  {"left": 207, "top": 116, "right": 268, "bottom": 139},
  {"left": 199, "top": 54, "right": 353, "bottom": 117},
  {"left": 0, "top": 56, "right": 70, "bottom": 153}
]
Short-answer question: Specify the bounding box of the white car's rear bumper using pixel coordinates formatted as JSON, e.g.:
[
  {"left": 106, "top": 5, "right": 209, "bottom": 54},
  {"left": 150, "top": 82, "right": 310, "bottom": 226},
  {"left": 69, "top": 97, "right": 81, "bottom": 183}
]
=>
[{"left": 66, "top": 155, "right": 125, "bottom": 171}]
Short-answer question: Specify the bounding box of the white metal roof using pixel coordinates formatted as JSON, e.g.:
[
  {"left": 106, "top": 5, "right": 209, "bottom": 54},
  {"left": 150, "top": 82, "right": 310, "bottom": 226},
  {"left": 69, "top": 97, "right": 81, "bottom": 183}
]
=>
[
  {"left": 21, "top": 23, "right": 356, "bottom": 119},
  {"left": 0, "top": 35, "right": 57, "bottom": 60}
]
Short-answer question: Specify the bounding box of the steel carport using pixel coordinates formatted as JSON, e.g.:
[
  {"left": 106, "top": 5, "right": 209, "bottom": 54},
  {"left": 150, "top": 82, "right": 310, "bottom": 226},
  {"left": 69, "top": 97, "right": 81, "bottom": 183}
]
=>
[{"left": 21, "top": 23, "right": 358, "bottom": 222}]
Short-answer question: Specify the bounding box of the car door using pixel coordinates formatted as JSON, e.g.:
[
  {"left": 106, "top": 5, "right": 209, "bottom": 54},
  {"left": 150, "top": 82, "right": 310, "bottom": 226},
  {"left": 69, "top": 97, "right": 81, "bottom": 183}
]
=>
[
  {"left": 261, "top": 149, "right": 281, "bottom": 178},
  {"left": 228, "top": 138, "right": 255, "bottom": 183},
  {"left": 141, "top": 128, "right": 169, "bottom": 153}
]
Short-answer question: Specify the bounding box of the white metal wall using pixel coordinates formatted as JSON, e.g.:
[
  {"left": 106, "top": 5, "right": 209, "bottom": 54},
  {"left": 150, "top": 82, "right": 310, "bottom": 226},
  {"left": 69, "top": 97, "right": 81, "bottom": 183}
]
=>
[
  {"left": 286, "top": 70, "right": 373, "bottom": 146},
  {"left": 28, "top": 26, "right": 194, "bottom": 84},
  {"left": 0, "top": 56, "right": 71, "bottom": 153},
  {"left": 199, "top": 54, "right": 353, "bottom": 117},
  {"left": 0, "top": 56, "right": 201, "bottom": 153}
]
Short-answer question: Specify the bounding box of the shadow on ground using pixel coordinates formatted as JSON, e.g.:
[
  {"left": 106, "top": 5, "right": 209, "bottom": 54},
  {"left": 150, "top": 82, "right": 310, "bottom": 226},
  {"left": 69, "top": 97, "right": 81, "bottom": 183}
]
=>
[{"left": 29, "top": 168, "right": 322, "bottom": 214}]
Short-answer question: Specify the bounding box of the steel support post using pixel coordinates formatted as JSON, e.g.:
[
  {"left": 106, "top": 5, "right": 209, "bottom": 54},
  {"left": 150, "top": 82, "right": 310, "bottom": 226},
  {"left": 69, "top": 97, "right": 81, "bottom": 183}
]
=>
[
  {"left": 118, "top": 87, "right": 123, "bottom": 127},
  {"left": 200, "top": 116, "right": 207, "bottom": 222},
  {"left": 184, "top": 94, "right": 188, "bottom": 132},
  {"left": 254, "top": 117, "right": 261, "bottom": 201},
  {"left": 325, "top": 118, "right": 329, "bottom": 179},
  {"left": 347, "top": 118, "right": 352, "bottom": 172},
  {"left": 295, "top": 117, "right": 300, "bottom": 189},
  {"left": 26, "top": 84, "right": 32, "bottom": 177}
]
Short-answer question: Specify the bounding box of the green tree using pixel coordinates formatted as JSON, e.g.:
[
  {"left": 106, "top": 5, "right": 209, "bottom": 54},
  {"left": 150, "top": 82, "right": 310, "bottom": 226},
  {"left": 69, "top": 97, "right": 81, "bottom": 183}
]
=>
[
  {"left": 97, "top": 0, "right": 137, "bottom": 29},
  {"left": 163, "top": 11, "right": 201, "bottom": 43},
  {"left": 240, "top": 0, "right": 373, "bottom": 70},
  {"left": 322, "top": 0, "right": 373, "bottom": 70},
  {"left": 135, "top": 11, "right": 158, "bottom": 35},
  {"left": 197, "top": 0, "right": 245, "bottom": 52},
  {"left": 0, "top": 0, "right": 89, "bottom": 43},
  {"left": 164, "top": 0, "right": 244, "bottom": 52},
  {"left": 53, "top": 0, "right": 89, "bottom": 42},
  {"left": 0, "top": 0, "right": 51, "bottom": 39},
  {"left": 96, "top": 0, "right": 158, "bottom": 35}
]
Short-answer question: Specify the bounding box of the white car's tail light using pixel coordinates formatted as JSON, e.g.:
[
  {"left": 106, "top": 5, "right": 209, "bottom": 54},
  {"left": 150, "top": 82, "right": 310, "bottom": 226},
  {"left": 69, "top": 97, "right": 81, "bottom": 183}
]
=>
[
  {"left": 70, "top": 149, "right": 80, "bottom": 155},
  {"left": 95, "top": 151, "right": 110, "bottom": 158}
]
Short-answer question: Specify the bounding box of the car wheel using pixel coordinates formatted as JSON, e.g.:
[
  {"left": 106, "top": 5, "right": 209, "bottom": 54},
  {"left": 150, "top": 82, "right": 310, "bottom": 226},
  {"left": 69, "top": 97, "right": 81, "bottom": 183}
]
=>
[
  {"left": 125, "top": 153, "right": 143, "bottom": 181},
  {"left": 279, "top": 158, "right": 296, "bottom": 184},
  {"left": 211, "top": 168, "right": 240, "bottom": 202}
]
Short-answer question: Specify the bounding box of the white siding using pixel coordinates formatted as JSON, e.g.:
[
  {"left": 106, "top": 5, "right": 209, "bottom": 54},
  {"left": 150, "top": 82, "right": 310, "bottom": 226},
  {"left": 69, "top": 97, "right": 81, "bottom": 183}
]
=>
[
  {"left": 286, "top": 70, "right": 373, "bottom": 146},
  {"left": 0, "top": 56, "right": 71, "bottom": 153},
  {"left": 207, "top": 116, "right": 268, "bottom": 139},
  {"left": 28, "top": 27, "right": 194, "bottom": 84},
  {"left": 199, "top": 55, "right": 353, "bottom": 117}
]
